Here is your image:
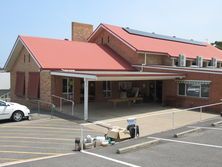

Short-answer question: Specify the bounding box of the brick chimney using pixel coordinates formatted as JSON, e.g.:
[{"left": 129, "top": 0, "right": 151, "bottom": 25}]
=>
[{"left": 71, "top": 22, "right": 93, "bottom": 42}]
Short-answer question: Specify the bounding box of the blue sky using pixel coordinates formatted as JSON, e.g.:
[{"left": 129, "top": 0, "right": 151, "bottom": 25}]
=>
[{"left": 0, "top": 0, "right": 222, "bottom": 67}]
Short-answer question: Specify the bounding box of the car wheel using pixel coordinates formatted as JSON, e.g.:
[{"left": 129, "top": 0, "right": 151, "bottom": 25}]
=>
[{"left": 12, "top": 111, "right": 24, "bottom": 122}]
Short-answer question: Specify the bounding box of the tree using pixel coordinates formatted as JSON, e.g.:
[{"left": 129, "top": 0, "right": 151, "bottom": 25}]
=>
[{"left": 211, "top": 41, "right": 222, "bottom": 50}]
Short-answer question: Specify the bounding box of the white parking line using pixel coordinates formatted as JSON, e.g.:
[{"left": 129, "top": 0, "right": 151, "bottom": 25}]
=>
[
  {"left": 0, "top": 144, "right": 70, "bottom": 151},
  {"left": 81, "top": 150, "right": 141, "bottom": 167},
  {"left": 0, "top": 125, "right": 93, "bottom": 131},
  {"left": 148, "top": 137, "right": 222, "bottom": 149},
  {"left": 188, "top": 126, "right": 222, "bottom": 131},
  {"left": 0, "top": 152, "right": 75, "bottom": 167},
  {"left": 0, "top": 136, "right": 74, "bottom": 141},
  {"left": 0, "top": 139, "right": 73, "bottom": 145}
]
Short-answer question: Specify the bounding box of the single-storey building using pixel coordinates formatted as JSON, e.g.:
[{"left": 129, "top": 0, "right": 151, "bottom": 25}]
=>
[
  {"left": 4, "top": 22, "right": 222, "bottom": 120},
  {"left": 0, "top": 69, "right": 10, "bottom": 96}
]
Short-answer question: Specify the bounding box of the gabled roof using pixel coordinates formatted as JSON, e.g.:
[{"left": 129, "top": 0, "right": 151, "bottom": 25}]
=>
[
  {"left": 5, "top": 36, "right": 134, "bottom": 71},
  {"left": 89, "top": 24, "right": 222, "bottom": 61}
]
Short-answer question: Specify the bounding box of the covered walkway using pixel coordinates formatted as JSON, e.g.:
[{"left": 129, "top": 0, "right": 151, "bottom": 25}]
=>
[{"left": 51, "top": 70, "right": 185, "bottom": 120}]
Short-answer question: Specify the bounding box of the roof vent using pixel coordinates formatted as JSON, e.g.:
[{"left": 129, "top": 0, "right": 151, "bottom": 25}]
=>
[
  {"left": 64, "top": 38, "right": 69, "bottom": 41},
  {"left": 126, "top": 27, "right": 130, "bottom": 29},
  {"left": 178, "top": 54, "right": 186, "bottom": 67}
]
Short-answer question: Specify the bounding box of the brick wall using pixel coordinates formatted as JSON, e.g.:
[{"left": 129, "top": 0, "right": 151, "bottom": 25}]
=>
[
  {"left": 90, "top": 29, "right": 144, "bottom": 65},
  {"left": 10, "top": 47, "right": 40, "bottom": 105},
  {"left": 90, "top": 28, "right": 174, "bottom": 66},
  {"left": 10, "top": 47, "right": 52, "bottom": 108},
  {"left": 72, "top": 22, "right": 93, "bottom": 42},
  {"left": 143, "top": 67, "right": 222, "bottom": 112}
]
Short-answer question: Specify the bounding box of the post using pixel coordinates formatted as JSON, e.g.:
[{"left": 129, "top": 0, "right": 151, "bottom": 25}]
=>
[
  {"left": 172, "top": 111, "right": 175, "bottom": 129},
  {"left": 50, "top": 104, "right": 53, "bottom": 119},
  {"left": 80, "top": 125, "right": 84, "bottom": 151},
  {"left": 60, "top": 98, "right": 62, "bottom": 112},
  {"left": 37, "top": 101, "right": 40, "bottom": 117},
  {"left": 84, "top": 78, "right": 89, "bottom": 121},
  {"left": 200, "top": 107, "right": 202, "bottom": 121},
  {"left": 72, "top": 102, "right": 74, "bottom": 116},
  {"left": 134, "top": 126, "right": 137, "bottom": 139}
]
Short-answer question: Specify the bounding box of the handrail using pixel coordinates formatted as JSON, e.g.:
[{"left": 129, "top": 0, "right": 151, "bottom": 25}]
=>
[
  {"left": 51, "top": 95, "right": 75, "bottom": 116},
  {"left": 0, "top": 91, "right": 10, "bottom": 102},
  {"left": 185, "top": 102, "right": 222, "bottom": 111},
  {"left": 31, "top": 99, "right": 55, "bottom": 119}
]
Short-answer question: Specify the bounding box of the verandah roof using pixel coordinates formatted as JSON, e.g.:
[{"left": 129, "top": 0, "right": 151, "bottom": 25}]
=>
[{"left": 50, "top": 70, "right": 185, "bottom": 81}]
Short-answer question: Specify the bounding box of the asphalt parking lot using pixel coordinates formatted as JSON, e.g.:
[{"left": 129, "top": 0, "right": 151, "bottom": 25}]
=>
[
  {"left": 0, "top": 115, "right": 103, "bottom": 167},
  {"left": 0, "top": 114, "right": 222, "bottom": 167},
  {"left": 87, "top": 116, "right": 222, "bottom": 167}
]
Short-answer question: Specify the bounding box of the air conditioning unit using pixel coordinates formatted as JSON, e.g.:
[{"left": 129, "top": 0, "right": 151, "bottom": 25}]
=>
[
  {"left": 211, "top": 58, "right": 217, "bottom": 68},
  {"left": 196, "top": 56, "right": 203, "bottom": 67},
  {"left": 178, "top": 54, "right": 186, "bottom": 67}
]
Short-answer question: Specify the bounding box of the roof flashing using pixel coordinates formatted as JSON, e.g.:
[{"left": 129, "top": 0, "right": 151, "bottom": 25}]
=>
[{"left": 123, "top": 27, "right": 206, "bottom": 46}]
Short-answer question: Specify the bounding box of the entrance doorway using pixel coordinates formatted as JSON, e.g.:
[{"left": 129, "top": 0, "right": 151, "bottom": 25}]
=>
[
  {"left": 149, "top": 81, "right": 163, "bottom": 103},
  {"left": 156, "top": 81, "right": 163, "bottom": 103}
]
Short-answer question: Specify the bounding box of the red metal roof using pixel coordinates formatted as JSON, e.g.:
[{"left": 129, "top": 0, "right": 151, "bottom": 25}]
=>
[
  {"left": 101, "top": 24, "right": 222, "bottom": 61},
  {"left": 20, "top": 36, "right": 134, "bottom": 71}
]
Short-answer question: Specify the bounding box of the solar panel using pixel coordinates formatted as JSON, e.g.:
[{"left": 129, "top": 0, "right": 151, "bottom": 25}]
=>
[{"left": 123, "top": 27, "right": 206, "bottom": 46}]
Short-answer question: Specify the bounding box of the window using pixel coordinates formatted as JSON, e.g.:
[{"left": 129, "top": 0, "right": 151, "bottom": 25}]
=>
[
  {"left": 15, "top": 72, "right": 25, "bottom": 97},
  {"left": 101, "top": 37, "right": 104, "bottom": 44},
  {"left": 28, "top": 72, "right": 40, "bottom": 99},
  {"left": 28, "top": 54, "right": 31, "bottom": 63},
  {"left": 24, "top": 54, "right": 26, "bottom": 63},
  {"left": 0, "top": 101, "right": 6, "bottom": 106},
  {"left": 107, "top": 36, "right": 110, "bottom": 43},
  {"left": 178, "top": 83, "right": 185, "bottom": 96},
  {"left": 186, "top": 84, "right": 200, "bottom": 97},
  {"left": 201, "top": 84, "right": 209, "bottom": 98},
  {"left": 62, "top": 78, "right": 73, "bottom": 99},
  {"left": 178, "top": 81, "right": 210, "bottom": 98},
  {"left": 103, "top": 81, "right": 111, "bottom": 97}
]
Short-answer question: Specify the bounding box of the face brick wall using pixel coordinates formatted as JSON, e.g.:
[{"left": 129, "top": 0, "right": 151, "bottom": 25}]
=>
[
  {"left": 90, "top": 29, "right": 144, "bottom": 65},
  {"left": 72, "top": 22, "right": 93, "bottom": 42},
  {"left": 10, "top": 47, "right": 40, "bottom": 105},
  {"left": 10, "top": 47, "right": 52, "bottom": 108},
  {"left": 142, "top": 67, "right": 222, "bottom": 112}
]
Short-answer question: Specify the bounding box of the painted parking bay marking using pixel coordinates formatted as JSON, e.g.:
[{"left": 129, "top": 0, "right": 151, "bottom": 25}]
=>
[
  {"left": 0, "top": 125, "right": 93, "bottom": 131},
  {"left": 0, "top": 136, "right": 74, "bottom": 141},
  {"left": 0, "top": 150, "right": 60, "bottom": 155},
  {"left": 0, "top": 139, "right": 74, "bottom": 146},
  {"left": 81, "top": 150, "right": 141, "bottom": 167},
  {"left": 148, "top": 137, "right": 222, "bottom": 149},
  {"left": 0, "top": 153, "right": 75, "bottom": 167}
]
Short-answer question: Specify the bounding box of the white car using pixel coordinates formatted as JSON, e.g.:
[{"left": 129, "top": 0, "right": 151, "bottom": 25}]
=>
[{"left": 0, "top": 100, "right": 30, "bottom": 122}]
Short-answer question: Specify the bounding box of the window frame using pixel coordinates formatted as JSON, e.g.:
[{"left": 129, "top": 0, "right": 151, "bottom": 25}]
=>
[
  {"left": 177, "top": 81, "right": 210, "bottom": 99},
  {"left": 62, "top": 78, "right": 74, "bottom": 99},
  {"left": 103, "top": 81, "right": 112, "bottom": 98}
]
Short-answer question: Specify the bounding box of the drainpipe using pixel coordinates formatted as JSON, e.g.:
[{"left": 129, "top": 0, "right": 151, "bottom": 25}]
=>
[
  {"left": 140, "top": 52, "right": 147, "bottom": 72},
  {"left": 84, "top": 78, "right": 89, "bottom": 121}
]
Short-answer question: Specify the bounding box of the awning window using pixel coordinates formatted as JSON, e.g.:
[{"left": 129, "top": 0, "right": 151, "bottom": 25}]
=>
[
  {"left": 15, "top": 72, "right": 25, "bottom": 97},
  {"left": 28, "top": 72, "right": 40, "bottom": 99},
  {"left": 177, "top": 80, "right": 211, "bottom": 85}
]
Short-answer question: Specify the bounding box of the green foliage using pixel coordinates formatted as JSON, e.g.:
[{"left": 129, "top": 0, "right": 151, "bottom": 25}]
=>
[{"left": 211, "top": 41, "right": 222, "bottom": 50}]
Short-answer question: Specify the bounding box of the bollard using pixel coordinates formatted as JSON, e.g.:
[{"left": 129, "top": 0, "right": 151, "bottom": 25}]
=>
[
  {"left": 37, "top": 101, "right": 40, "bottom": 118},
  {"left": 80, "top": 125, "right": 84, "bottom": 151},
  {"left": 200, "top": 108, "right": 202, "bottom": 121},
  {"left": 172, "top": 111, "right": 175, "bottom": 129}
]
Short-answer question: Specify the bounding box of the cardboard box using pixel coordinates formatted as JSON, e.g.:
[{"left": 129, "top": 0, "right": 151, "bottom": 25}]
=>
[
  {"left": 107, "top": 128, "right": 119, "bottom": 139},
  {"left": 107, "top": 128, "right": 130, "bottom": 140},
  {"left": 119, "top": 130, "right": 131, "bottom": 139}
]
